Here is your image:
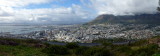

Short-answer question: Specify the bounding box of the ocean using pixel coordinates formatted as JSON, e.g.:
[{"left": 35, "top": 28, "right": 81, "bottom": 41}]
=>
[{"left": 0, "top": 24, "right": 51, "bottom": 34}]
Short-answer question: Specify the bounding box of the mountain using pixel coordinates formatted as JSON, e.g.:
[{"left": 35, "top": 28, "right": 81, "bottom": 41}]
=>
[{"left": 87, "top": 13, "right": 160, "bottom": 25}]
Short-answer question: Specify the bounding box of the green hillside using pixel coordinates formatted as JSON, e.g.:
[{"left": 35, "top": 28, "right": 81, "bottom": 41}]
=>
[{"left": 0, "top": 37, "right": 160, "bottom": 56}]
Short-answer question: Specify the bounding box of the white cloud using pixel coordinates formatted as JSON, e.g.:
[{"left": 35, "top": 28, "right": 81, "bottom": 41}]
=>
[
  {"left": 0, "top": 0, "right": 159, "bottom": 24},
  {"left": 0, "top": 0, "right": 94, "bottom": 24},
  {"left": 0, "top": 0, "right": 52, "bottom": 7},
  {"left": 85, "top": 0, "right": 159, "bottom": 15},
  {"left": 0, "top": 4, "right": 93, "bottom": 24}
]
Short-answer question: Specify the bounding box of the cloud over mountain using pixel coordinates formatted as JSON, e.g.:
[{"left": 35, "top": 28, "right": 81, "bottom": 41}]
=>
[{"left": 83, "top": 0, "right": 159, "bottom": 15}]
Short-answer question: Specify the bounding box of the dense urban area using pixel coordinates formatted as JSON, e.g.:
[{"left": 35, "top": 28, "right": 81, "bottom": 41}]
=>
[
  {"left": 0, "top": 24, "right": 160, "bottom": 43},
  {"left": 0, "top": 24, "right": 160, "bottom": 56}
]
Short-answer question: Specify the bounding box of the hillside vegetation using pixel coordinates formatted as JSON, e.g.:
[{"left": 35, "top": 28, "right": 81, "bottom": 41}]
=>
[{"left": 0, "top": 36, "right": 160, "bottom": 56}]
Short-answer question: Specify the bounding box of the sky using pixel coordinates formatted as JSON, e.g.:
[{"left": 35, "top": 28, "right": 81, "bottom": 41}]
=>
[{"left": 0, "top": 0, "right": 159, "bottom": 24}]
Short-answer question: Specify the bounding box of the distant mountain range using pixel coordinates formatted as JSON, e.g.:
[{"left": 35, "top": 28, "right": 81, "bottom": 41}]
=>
[{"left": 87, "top": 13, "right": 160, "bottom": 25}]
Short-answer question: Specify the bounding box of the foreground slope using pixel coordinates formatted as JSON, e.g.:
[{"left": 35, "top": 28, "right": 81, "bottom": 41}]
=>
[{"left": 0, "top": 36, "right": 160, "bottom": 56}]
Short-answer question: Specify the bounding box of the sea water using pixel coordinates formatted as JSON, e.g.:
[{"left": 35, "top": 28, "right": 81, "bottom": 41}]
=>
[{"left": 0, "top": 24, "right": 51, "bottom": 34}]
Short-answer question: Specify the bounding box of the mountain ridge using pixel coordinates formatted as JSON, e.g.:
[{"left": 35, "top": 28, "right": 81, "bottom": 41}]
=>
[{"left": 87, "top": 13, "right": 160, "bottom": 25}]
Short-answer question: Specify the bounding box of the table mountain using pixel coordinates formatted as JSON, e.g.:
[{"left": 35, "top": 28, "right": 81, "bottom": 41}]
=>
[{"left": 87, "top": 13, "right": 160, "bottom": 25}]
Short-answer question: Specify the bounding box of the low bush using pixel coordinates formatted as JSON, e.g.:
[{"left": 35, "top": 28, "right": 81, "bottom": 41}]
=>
[
  {"left": 66, "top": 43, "right": 79, "bottom": 49},
  {"left": 42, "top": 45, "right": 70, "bottom": 56}
]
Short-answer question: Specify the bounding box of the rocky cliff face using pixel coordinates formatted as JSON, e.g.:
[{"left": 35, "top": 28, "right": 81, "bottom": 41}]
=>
[{"left": 87, "top": 13, "right": 160, "bottom": 25}]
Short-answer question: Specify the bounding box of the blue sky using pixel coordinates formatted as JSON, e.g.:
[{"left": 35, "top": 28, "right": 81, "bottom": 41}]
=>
[
  {"left": 25, "top": 0, "right": 82, "bottom": 9},
  {"left": 0, "top": 0, "right": 159, "bottom": 24}
]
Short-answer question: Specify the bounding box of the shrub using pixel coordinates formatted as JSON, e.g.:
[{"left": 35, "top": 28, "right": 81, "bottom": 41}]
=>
[
  {"left": 25, "top": 39, "right": 41, "bottom": 44},
  {"left": 84, "top": 47, "right": 112, "bottom": 56},
  {"left": 117, "top": 45, "right": 131, "bottom": 53},
  {"left": 42, "top": 45, "right": 70, "bottom": 56},
  {"left": 152, "top": 53, "right": 160, "bottom": 56},
  {"left": 75, "top": 46, "right": 89, "bottom": 55},
  {"left": 130, "top": 44, "right": 159, "bottom": 56},
  {"left": 66, "top": 43, "right": 79, "bottom": 49}
]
